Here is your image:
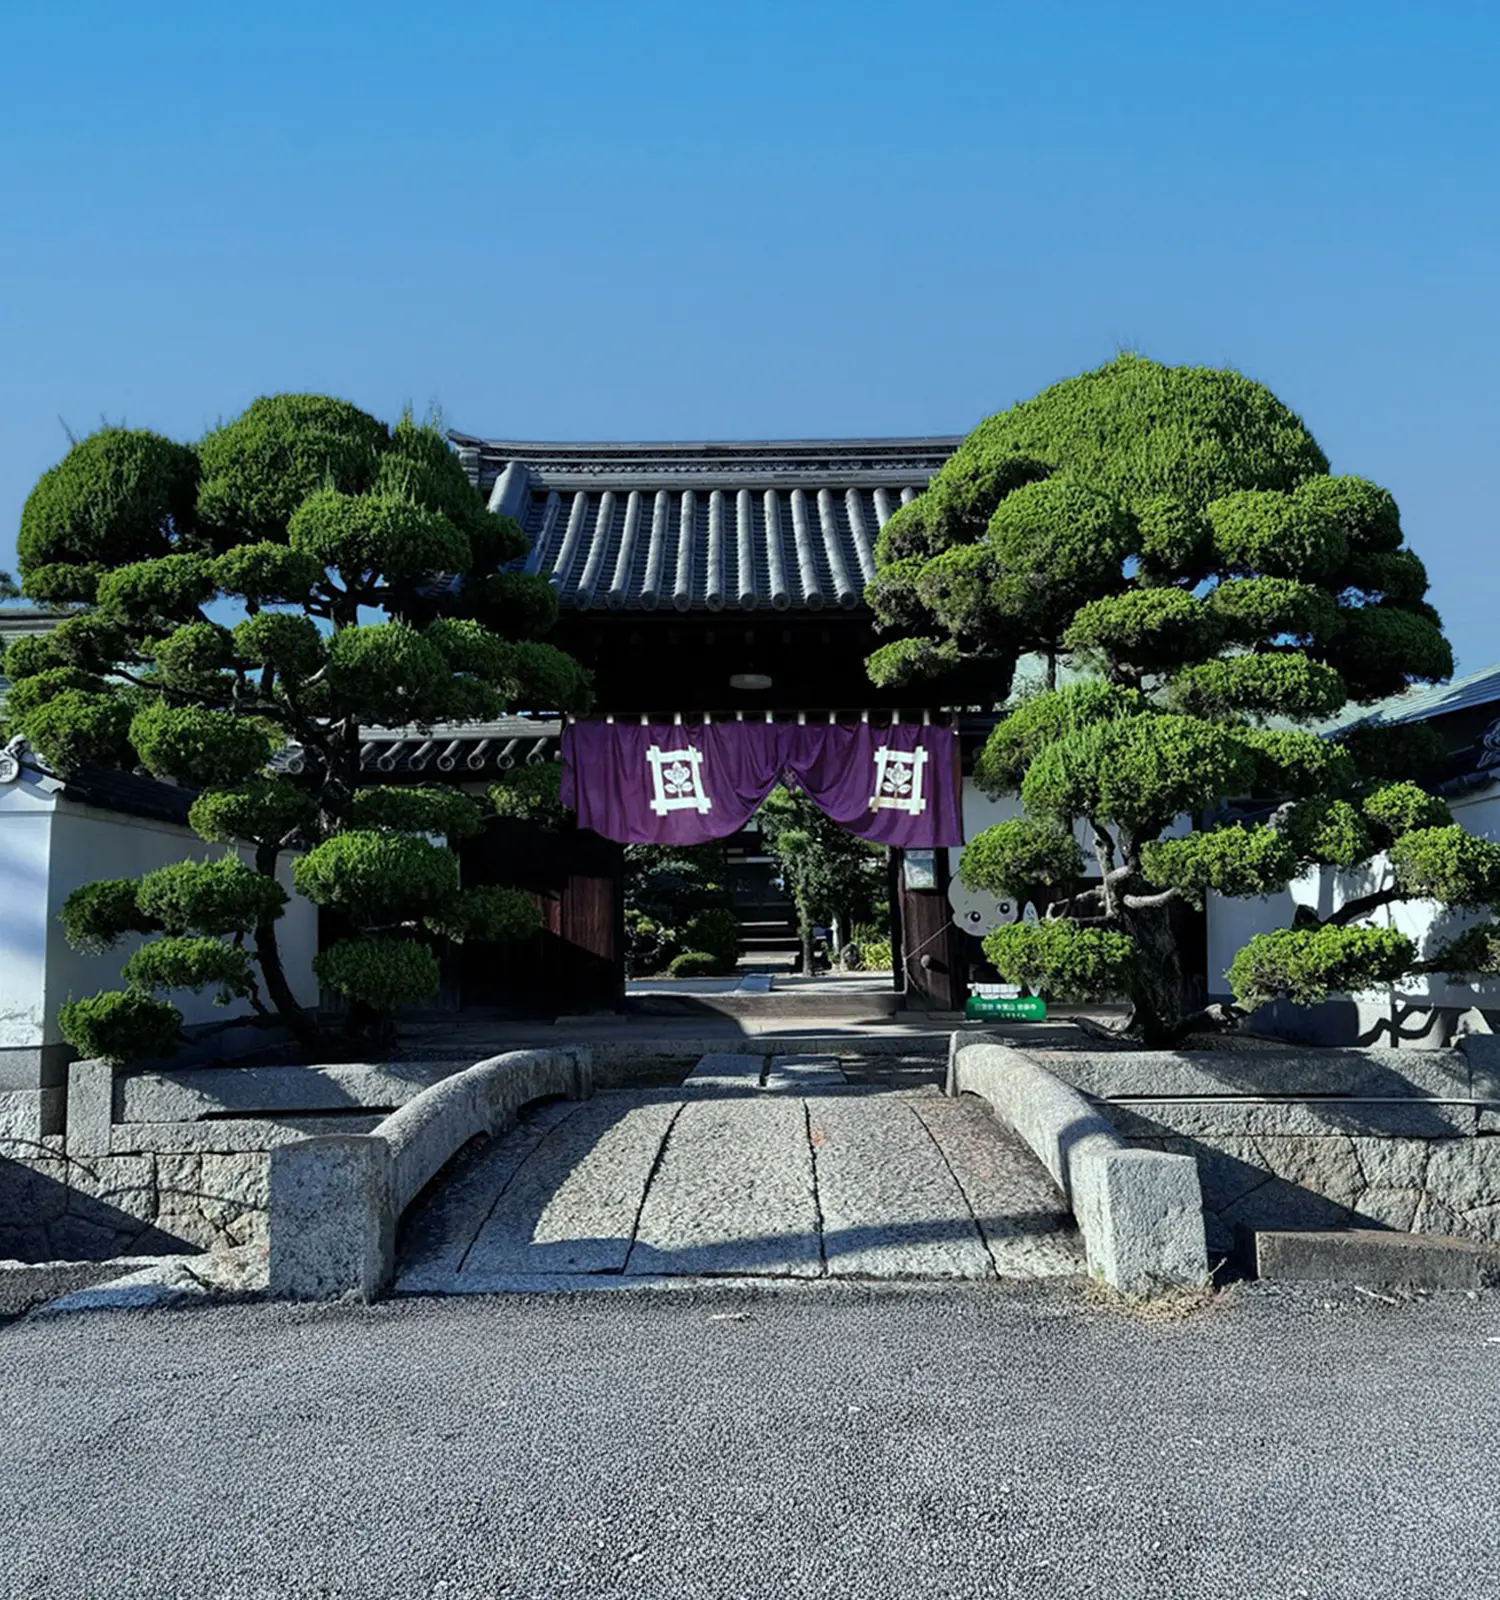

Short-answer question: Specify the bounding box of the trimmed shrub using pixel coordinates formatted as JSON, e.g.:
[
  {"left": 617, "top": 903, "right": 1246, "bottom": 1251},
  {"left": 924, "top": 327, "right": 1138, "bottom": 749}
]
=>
[
  {"left": 667, "top": 950, "right": 729, "bottom": 979},
  {"left": 314, "top": 938, "right": 441, "bottom": 1011},
  {"left": 58, "top": 989, "right": 182, "bottom": 1065}
]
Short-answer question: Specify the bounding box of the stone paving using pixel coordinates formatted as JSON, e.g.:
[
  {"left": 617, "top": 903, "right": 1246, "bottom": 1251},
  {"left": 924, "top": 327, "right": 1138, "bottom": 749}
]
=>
[{"left": 396, "top": 1053, "right": 1084, "bottom": 1291}]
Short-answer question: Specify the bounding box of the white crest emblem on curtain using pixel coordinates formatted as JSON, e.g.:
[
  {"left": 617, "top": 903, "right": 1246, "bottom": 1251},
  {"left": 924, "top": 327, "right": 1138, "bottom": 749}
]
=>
[
  {"left": 869, "top": 745, "right": 928, "bottom": 816},
  {"left": 646, "top": 744, "right": 714, "bottom": 816}
]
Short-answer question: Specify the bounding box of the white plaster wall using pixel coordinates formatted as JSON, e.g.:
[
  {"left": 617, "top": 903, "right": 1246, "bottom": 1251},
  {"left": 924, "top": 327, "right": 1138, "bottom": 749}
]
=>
[
  {"left": 1205, "top": 783, "right": 1500, "bottom": 1008},
  {"left": 958, "top": 782, "right": 1103, "bottom": 879},
  {"left": 42, "top": 801, "right": 319, "bottom": 1042},
  {"left": 0, "top": 775, "right": 57, "bottom": 1049}
]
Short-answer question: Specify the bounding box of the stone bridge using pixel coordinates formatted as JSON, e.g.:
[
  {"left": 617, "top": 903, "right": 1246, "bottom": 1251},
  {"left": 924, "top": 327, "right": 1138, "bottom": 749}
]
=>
[{"left": 395, "top": 1053, "right": 1085, "bottom": 1292}]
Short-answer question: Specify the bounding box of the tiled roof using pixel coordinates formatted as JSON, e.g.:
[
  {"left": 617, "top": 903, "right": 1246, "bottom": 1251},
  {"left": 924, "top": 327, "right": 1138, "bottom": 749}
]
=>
[
  {"left": 1343, "top": 662, "right": 1500, "bottom": 729},
  {"left": 448, "top": 435, "right": 960, "bottom": 613}
]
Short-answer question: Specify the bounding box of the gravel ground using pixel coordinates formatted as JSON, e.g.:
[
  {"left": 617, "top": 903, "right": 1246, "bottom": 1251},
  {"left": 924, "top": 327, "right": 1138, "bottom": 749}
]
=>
[{"left": 5, "top": 1281, "right": 1500, "bottom": 1598}]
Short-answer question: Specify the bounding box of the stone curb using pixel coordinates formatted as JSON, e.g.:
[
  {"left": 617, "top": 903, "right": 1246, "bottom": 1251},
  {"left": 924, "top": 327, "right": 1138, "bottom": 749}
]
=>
[
  {"left": 267, "top": 1046, "right": 593, "bottom": 1303},
  {"left": 948, "top": 1038, "right": 1208, "bottom": 1295}
]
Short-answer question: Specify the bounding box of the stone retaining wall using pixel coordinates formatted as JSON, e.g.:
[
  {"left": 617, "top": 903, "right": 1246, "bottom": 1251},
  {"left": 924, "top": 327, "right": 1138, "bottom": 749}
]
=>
[
  {"left": 1018, "top": 1037, "right": 1500, "bottom": 1262},
  {"left": 0, "top": 1057, "right": 467, "bottom": 1263}
]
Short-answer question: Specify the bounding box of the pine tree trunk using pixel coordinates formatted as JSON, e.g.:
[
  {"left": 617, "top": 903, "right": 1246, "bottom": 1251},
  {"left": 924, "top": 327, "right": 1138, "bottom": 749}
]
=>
[
  {"left": 1119, "top": 901, "right": 1192, "bottom": 1047},
  {"left": 253, "top": 844, "right": 319, "bottom": 1048}
]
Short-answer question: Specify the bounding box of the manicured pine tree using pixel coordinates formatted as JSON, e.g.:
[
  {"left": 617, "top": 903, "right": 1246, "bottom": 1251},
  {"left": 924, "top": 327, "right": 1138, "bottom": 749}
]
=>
[
  {"left": 867, "top": 354, "right": 1495, "bottom": 1044},
  {"left": 5, "top": 396, "right": 589, "bottom": 1059}
]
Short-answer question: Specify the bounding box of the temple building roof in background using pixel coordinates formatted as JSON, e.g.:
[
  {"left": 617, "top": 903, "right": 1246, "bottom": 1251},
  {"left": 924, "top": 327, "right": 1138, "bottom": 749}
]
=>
[{"left": 448, "top": 434, "right": 960, "bottom": 613}]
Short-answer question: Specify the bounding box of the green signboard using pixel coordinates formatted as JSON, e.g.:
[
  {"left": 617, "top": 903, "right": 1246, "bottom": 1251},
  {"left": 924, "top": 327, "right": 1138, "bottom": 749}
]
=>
[{"left": 965, "top": 994, "right": 1047, "bottom": 1021}]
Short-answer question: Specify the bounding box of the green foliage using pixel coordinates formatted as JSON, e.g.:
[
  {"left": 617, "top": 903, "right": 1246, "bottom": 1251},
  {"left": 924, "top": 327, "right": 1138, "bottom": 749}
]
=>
[
  {"left": 96, "top": 554, "right": 214, "bottom": 627},
  {"left": 129, "top": 700, "right": 273, "bottom": 786},
  {"left": 1294, "top": 474, "right": 1402, "bottom": 555},
  {"left": 496, "top": 639, "right": 594, "bottom": 713},
  {"left": 0, "top": 667, "right": 107, "bottom": 724},
  {"left": 974, "top": 682, "right": 1149, "bottom": 795},
  {"left": 1022, "top": 714, "right": 1258, "bottom": 837},
  {"left": 1425, "top": 923, "right": 1500, "bottom": 977},
  {"left": 425, "top": 885, "right": 539, "bottom": 944},
  {"left": 196, "top": 394, "right": 387, "bottom": 540},
  {"left": 1168, "top": 652, "right": 1347, "bottom": 722},
  {"left": 1321, "top": 606, "right": 1453, "bottom": 701},
  {"left": 47, "top": 613, "right": 130, "bottom": 674},
  {"left": 1238, "top": 728, "right": 1357, "bottom": 799},
  {"left": 1062, "top": 588, "right": 1219, "bottom": 673},
  {"left": 1227, "top": 925, "right": 1415, "bottom": 1008},
  {"left": 1206, "top": 488, "right": 1347, "bottom": 579},
  {"left": 58, "top": 879, "right": 160, "bottom": 953},
  {"left": 293, "top": 830, "right": 459, "bottom": 922},
  {"left": 17, "top": 689, "right": 135, "bottom": 772},
  {"left": 942, "top": 354, "right": 1328, "bottom": 515},
  {"left": 121, "top": 936, "right": 257, "bottom": 1002},
  {"left": 348, "top": 785, "right": 486, "bottom": 841},
  {"left": 0, "top": 569, "right": 19, "bottom": 600},
  {"left": 313, "top": 937, "right": 440, "bottom": 1011},
  {"left": 137, "top": 855, "right": 288, "bottom": 934},
  {"left": 322, "top": 622, "right": 453, "bottom": 725},
  {"left": 1336, "top": 721, "right": 1450, "bottom": 784},
  {"left": 12, "top": 395, "right": 587, "bottom": 1048},
  {"left": 1389, "top": 827, "right": 1500, "bottom": 907},
  {"left": 914, "top": 544, "right": 998, "bottom": 641},
  {"left": 983, "top": 475, "right": 1133, "bottom": 642},
  {"left": 854, "top": 937, "right": 893, "bottom": 972},
  {"left": 287, "top": 489, "right": 469, "bottom": 587},
  {"left": 1342, "top": 549, "right": 1428, "bottom": 606},
  {"left": 483, "top": 571, "right": 560, "bottom": 637},
  {"left": 188, "top": 777, "right": 318, "bottom": 845},
  {"left": 667, "top": 950, "right": 731, "bottom": 979},
  {"left": 2, "top": 631, "right": 64, "bottom": 681},
  {"left": 232, "top": 612, "right": 324, "bottom": 681},
  {"left": 18, "top": 428, "right": 198, "bottom": 576},
  {"left": 1362, "top": 782, "right": 1452, "bottom": 843},
  {"left": 959, "top": 819, "right": 1081, "bottom": 898},
  {"left": 683, "top": 906, "right": 742, "bottom": 968},
  {"left": 624, "top": 843, "right": 733, "bottom": 977},
  {"left": 210, "top": 542, "right": 322, "bottom": 604},
  {"left": 1279, "top": 798, "right": 1374, "bottom": 868},
  {"left": 1134, "top": 495, "right": 1211, "bottom": 576},
  {"left": 151, "top": 621, "right": 235, "bottom": 692},
  {"left": 1141, "top": 825, "right": 1299, "bottom": 905},
  {"left": 982, "top": 921, "right": 1138, "bottom": 1001},
  {"left": 758, "top": 785, "right": 887, "bottom": 937},
  {"left": 863, "top": 636, "right": 965, "bottom": 688},
  {"left": 1209, "top": 577, "right": 1339, "bottom": 646},
  {"left": 57, "top": 989, "right": 182, "bottom": 1065},
  {"left": 489, "top": 763, "right": 566, "bottom": 827}
]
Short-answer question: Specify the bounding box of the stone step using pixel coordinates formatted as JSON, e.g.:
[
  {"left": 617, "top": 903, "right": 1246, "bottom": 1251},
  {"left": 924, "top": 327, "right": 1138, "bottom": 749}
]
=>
[{"left": 1255, "top": 1228, "right": 1500, "bottom": 1289}]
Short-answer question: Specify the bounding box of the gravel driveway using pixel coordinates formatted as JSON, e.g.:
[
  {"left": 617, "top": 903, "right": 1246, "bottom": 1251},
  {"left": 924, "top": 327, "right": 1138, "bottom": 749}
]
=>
[{"left": 5, "top": 1282, "right": 1500, "bottom": 1598}]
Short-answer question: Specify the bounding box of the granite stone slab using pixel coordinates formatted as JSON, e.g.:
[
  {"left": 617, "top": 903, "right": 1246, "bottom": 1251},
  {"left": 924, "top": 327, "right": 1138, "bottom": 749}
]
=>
[
  {"left": 764, "top": 1055, "right": 847, "bottom": 1093},
  {"left": 683, "top": 1053, "right": 766, "bottom": 1090},
  {"left": 628, "top": 1097, "right": 821, "bottom": 1276},
  {"left": 810, "top": 1096, "right": 993, "bottom": 1279},
  {"left": 910, "top": 1097, "right": 1084, "bottom": 1278},
  {"left": 1103, "top": 1097, "right": 1477, "bottom": 1140},
  {"left": 397, "top": 1101, "right": 582, "bottom": 1289},
  {"left": 460, "top": 1095, "right": 680, "bottom": 1277}
]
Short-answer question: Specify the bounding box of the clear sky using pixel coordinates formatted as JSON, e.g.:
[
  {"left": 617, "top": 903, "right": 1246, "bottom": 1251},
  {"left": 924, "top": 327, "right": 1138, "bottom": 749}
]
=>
[{"left": 1, "top": 2, "right": 1495, "bottom": 669}]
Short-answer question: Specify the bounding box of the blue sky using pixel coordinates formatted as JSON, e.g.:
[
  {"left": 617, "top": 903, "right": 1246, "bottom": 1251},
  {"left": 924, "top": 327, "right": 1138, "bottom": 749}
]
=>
[{"left": 1, "top": 2, "right": 1496, "bottom": 669}]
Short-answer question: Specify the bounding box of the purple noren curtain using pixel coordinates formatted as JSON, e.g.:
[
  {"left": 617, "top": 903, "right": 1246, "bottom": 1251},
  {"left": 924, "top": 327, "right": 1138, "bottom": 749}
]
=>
[{"left": 560, "top": 721, "right": 962, "bottom": 847}]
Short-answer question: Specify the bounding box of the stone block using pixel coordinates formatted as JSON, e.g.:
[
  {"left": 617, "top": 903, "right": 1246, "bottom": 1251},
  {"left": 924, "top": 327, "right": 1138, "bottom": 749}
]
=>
[
  {"left": 66, "top": 1153, "right": 157, "bottom": 1223},
  {"left": 1459, "top": 1034, "right": 1500, "bottom": 1102},
  {"left": 1422, "top": 1138, "right": 1500, "bottom": 1216},
  {"left": 1038, "top": 1046, "right": 1471, "bottom": 1102},
  {"left": 1353, "top": 1186, "right": 1424, "bottom": 1232},
  {"left": 1104, "top": 1097, "right": 1476, "bottom": 1140},
  {"left": 116, "top": 1060, "right": 459, "bottom": 1123},
  {"left": 1255, "top": 1227, "right": 1500, "bottom": 1289},
  {"left": 110, "top": 1114, "right": 384, "bottom": 1154},
  {"left": 66, "top": 1059, "right": 116, "bottom": 1157},
  {"left": 268, "top": 1135, "right": 393, "bottom": 1301},
  {"left": 0, "top": 1089, "right": 64, "bottom": 1141},
  {"left": 950, "top": 1040, "right": 1207, "bottom": 1293}
]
